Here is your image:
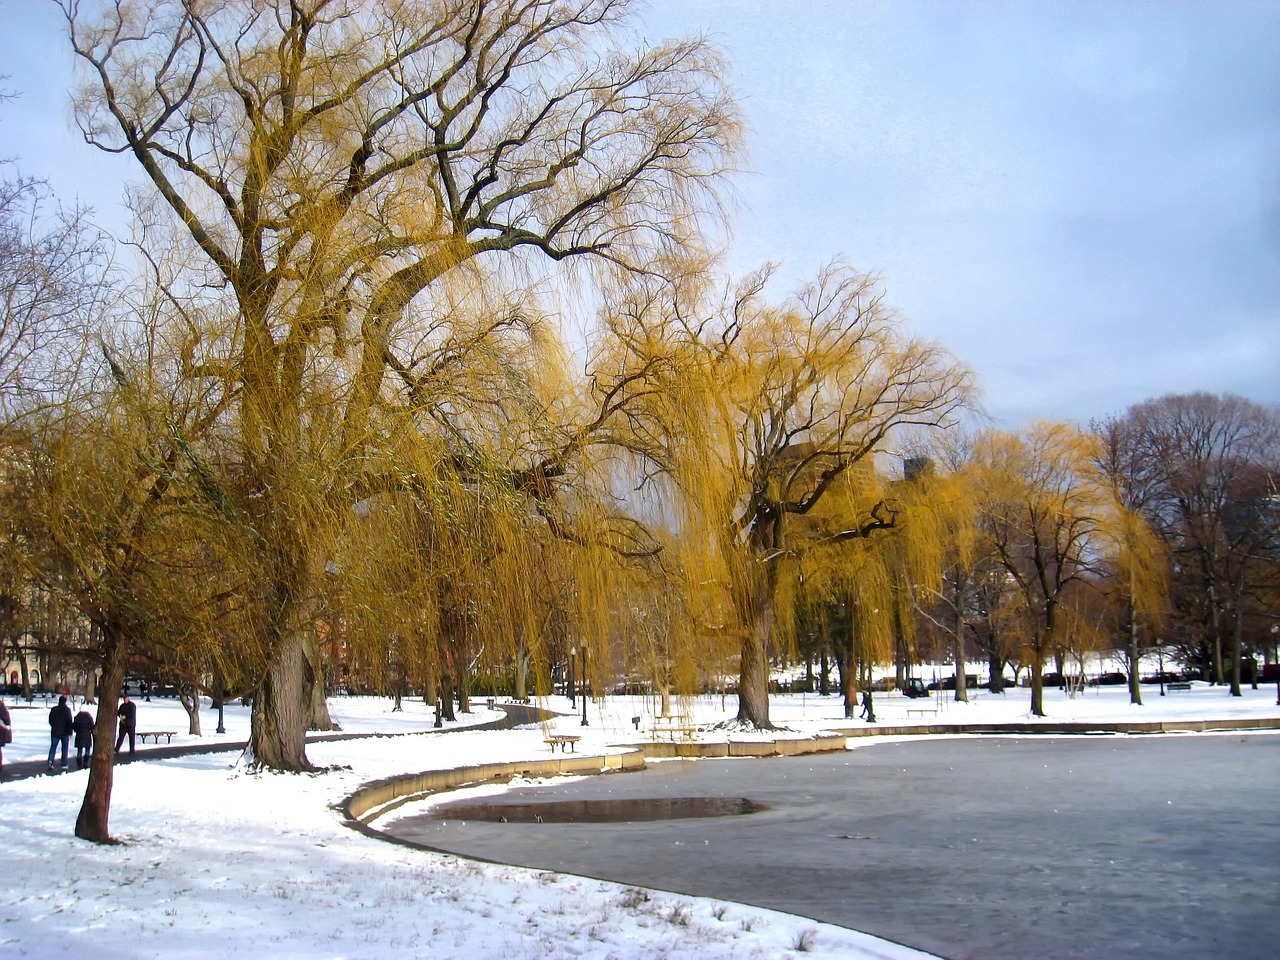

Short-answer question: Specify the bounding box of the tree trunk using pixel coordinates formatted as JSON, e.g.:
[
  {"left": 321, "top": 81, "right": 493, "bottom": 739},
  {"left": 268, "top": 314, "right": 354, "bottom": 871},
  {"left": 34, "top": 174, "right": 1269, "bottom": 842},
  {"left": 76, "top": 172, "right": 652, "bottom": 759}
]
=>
[
  {"left": 1029, "top": 653, "right": 1046, "bottom": 718},
  {"left": 1127, "top": 596, "right": 1143, "bottom": 706},
  {"left": 735, "top": 609, "right": 773, "bottom": 729},
  {"left": 831, "top": 647, "right": 853, "bottom": 718},
  {"left": 457, "top": 657, "right": 471, "bottom": 714},
  {"left": 179, "top": 685, "right": 201, "bottom": 735},
  {"left": 514, "top": 644, "right": 528, "bottom": 701},
  {"left": 1208, "top": 583, "right": 1224, "bottom": 684},
  {"left": 953, "top": 585, "right": 969, "bottom": 703},
  {"left": 13, "top": 638, "right": 32, "bottom": 701},
  {"left": 305, "top": 630, "right": 339, "bottom": 731},
  {"left": 440, "top": 671, "right": 456, "bottom": 722},
  {"left": 819, "top": 651, "right": 830, "bottom": 696},
  {"left": 248, "top": 627, "right": 313, "bottom": 772},
  {"left": 75, "top": 627, "right": 126, "bottom": 843},
  {"left": 987, "top": 653, "right": 1005, "bottom": 693},
  {"left": 1229, "top": 601, "right": 1244, "bottom": 697}
]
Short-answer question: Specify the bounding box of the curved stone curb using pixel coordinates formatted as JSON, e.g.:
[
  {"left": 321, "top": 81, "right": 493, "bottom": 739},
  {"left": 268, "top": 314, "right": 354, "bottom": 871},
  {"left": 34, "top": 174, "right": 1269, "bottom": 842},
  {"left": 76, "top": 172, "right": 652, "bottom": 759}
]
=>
[{"left": 340, "top": 733, "right": 850, "bottom": 829}]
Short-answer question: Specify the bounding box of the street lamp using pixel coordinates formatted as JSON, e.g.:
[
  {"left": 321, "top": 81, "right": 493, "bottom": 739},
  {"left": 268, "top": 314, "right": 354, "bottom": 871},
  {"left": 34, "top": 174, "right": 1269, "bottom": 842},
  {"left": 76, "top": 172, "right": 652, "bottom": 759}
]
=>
[
  {"left": 568, "top": 645, "right": 577, "bottom": 707},
  {"left": 580, "top": 647, "right": 589, "bottom": 727},
  {"left": 1272, "top": 625, "right": 1279, "bottom": 705}
]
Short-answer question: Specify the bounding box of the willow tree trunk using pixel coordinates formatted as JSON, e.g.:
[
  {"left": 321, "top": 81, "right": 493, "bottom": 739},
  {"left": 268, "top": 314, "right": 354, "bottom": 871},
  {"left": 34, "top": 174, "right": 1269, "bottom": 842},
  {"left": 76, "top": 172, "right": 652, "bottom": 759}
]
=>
[
  {"left": 179, "top": 686, "right": 202, "bottom": 735},
  {"left": 953, "top": 581, "right": 969, "bottom": 703},
  {"left": 306, "top": 630, "right": 339, "bottom": 731},
  {"left": 514, "top": 646, "right": 529, "bottom": 702},
  {"left": 249, "top": 627, "right": 313, "bottom": 771},
  {"left": 735, "top": 602, "right": 774, "bottom": 729},
  {"left": 75, "top": 626, "right": 127, "bottom": 843}
]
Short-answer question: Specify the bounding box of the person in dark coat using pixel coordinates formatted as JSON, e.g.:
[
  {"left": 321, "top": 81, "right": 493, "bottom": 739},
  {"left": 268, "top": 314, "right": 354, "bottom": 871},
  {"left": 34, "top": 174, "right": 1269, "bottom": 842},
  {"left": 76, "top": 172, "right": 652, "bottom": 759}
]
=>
[
  {"left": 72, "top": 707, "right": 95, "bottom": 769},
  {"left": 48, "top": 695, "right": 74, "bottom": 770},
  {"left": 859, "top": 689, "right": 876, "bottom": 723},
  {"left": 115, "top": 694, "right": 137, "bottom": 757},
  {"left": 0, "top": 696, "right": 12, "bottom": 772}
]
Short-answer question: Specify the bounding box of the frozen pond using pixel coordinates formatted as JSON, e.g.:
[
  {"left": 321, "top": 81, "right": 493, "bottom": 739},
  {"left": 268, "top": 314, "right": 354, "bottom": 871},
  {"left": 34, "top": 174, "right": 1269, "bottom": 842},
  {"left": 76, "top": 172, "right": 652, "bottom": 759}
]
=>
[{"left": 386, "top": 733, "right": 1279, "bottom": 960}]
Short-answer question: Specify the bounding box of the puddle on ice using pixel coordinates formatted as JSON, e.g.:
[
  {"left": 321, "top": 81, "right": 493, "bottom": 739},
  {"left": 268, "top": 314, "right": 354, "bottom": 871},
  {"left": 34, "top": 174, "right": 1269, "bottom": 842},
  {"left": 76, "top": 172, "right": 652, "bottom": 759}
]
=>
[{"left": 427, "top": 795, "right": 766, "bottom": 823}]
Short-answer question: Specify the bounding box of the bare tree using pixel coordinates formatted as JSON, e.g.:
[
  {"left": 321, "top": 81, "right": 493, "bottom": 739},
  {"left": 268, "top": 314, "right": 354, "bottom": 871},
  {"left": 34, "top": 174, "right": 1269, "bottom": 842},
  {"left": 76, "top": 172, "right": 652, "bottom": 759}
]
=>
[{"left": 1122, "top": 393, "right": 1279, "bottom": 690}]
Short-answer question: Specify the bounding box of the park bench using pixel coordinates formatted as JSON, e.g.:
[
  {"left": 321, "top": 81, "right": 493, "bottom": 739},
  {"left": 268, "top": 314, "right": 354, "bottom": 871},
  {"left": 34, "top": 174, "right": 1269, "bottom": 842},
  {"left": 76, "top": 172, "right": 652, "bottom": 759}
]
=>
[
  {"left": 906, "top": 707, "right": 939, "bottom": 717},
  {"left": 544, "top": 734, "right": 581, "bottom": 753},
  {"left": 651, "top": 717, "right": 697, "bottom": 741},
  {"left": 136, "top": 731, "right": 177, "bottom": 744},
  {"left": 1167, "top": 681, "right": 1192, "bottom": 691}
]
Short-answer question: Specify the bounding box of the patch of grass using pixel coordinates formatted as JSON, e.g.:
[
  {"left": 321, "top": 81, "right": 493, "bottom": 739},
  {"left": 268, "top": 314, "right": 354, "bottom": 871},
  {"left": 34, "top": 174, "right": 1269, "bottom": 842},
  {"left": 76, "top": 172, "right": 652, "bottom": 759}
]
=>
[
  {"left": 616, "top": 887, "right": 651, "bottom": 911},
  {"left": 667, "top": 902, "right": 692, "bottom": 927},
  {"left": 793, "top": 927, "right": 818, "bottom": 952}
]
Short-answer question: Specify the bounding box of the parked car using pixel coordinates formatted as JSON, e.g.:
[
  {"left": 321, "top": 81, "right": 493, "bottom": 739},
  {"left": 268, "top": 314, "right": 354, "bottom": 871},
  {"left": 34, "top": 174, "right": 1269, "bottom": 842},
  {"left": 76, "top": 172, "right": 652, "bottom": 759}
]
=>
[
  {"left": 901, "top": 678, "right": 928, "bottom": 698},
  {"left": 1140, "top": 672, "right": 1184, "bottom": 685},
  {"left": 1088, "top": 672, "right": 1127, "bottom": 686},
  {"left": 926, "top": 675, "right": 980, "bottom": 691}
]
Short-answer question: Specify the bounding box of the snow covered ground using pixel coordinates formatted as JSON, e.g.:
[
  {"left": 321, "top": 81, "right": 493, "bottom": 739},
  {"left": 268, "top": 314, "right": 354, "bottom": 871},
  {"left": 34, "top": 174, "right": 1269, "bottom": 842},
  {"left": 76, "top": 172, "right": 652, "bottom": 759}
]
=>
[{"left": 1, "top": 681, "right": 1276, "bottom": 960}]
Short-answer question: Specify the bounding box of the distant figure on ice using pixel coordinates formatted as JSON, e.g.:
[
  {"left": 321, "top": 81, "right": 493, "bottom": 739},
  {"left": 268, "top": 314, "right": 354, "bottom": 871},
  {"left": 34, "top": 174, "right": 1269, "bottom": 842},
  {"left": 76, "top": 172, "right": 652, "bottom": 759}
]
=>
[
  {"left": 73, "top": 707, "right": 95, "bottom": 769},
  {"left": 115, "top": 694, "right": 137, "bottom": 758},
  {"left": 0, "top": 696, "right": 12, "bottom": 771},
  {"left": 859, "top": 689, "right": 876, "bottom": 723},
  {"left": 48, "top": 695, "right": 73, "bottom": 771}
]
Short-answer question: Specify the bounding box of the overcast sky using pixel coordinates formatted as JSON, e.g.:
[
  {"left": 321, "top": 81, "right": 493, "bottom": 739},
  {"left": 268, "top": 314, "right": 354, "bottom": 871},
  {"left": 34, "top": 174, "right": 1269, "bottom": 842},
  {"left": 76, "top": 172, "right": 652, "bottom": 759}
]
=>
[{"left": 2, "top": 1, "right": 1277, "bottom": 428}]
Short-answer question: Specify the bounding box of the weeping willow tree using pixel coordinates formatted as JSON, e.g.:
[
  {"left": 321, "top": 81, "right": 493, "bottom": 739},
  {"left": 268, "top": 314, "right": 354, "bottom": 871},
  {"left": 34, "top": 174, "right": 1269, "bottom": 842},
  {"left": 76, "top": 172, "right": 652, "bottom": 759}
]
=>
[
  {"left": 901, "top": 435, "right": 1007, "bottom": 701},
  {"left": 7, "top": 318, "right": 255, "bottom": 842},
  {"left": 62, "top": 0, "right": 740, "bottom": 769},
  {"left": 593, "top": 261, "right": 973, "bottom": 728}
]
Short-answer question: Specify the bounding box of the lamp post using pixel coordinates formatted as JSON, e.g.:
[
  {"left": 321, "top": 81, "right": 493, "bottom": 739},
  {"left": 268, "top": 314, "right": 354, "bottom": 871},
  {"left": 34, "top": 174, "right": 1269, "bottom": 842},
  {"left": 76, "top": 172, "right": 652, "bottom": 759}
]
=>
[
  {"left": 568, "top": 646, "right": 576, "bottom": 707},
  {"left": 1272, "top": 625, "right": 1279, "bottom": 705},
  {"left": 580, "top": 647, "right": 589, "bottom": 727}
]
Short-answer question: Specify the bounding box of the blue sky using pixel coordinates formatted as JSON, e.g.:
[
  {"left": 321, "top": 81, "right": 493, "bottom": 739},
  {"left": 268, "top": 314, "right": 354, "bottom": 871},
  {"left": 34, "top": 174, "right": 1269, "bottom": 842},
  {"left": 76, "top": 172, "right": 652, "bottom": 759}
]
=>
[{"left": 3, "top": 0, "right": 1277, "bottom": 427}]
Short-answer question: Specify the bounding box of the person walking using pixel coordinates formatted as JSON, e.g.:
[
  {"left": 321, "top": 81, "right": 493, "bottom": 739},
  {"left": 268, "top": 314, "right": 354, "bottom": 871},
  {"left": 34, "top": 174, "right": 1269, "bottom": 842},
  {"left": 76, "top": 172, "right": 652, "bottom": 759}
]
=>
[
  {"left": 73, "top": 706, "right": 95, "bottom": 769},
  {"left": 859, "top": 689, "right": 876, "bottom": 723},
  {"left": 115, "top": 694, "right": 137, "bottom": 758},
  {"left": 0, "top": 696, "right": 12, "bottom": 772},
  {"left": 48, "top": 694, "right": 73, "bottom": 771}
]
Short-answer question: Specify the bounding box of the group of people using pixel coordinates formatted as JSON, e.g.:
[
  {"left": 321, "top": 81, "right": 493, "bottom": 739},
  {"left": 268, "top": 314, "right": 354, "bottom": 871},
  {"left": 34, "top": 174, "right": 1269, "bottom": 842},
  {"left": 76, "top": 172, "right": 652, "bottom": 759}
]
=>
[
  {"left": 0, "top": 692, "right": 138, "bottom": 773},
  {"left": 46, "top": 694, "right": 137, "bottom": 770}
]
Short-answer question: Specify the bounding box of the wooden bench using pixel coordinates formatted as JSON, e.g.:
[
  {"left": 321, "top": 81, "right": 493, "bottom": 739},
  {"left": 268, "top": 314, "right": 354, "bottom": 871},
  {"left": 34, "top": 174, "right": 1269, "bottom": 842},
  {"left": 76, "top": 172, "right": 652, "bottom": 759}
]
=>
[
  {"left": 651, "top": 718, "right": 697, "bottom": 741},
  {"left": 544, "top": 734, "right": 581, "bottom": 753},
  {"left": 1167, "top": 681, "right": 1192, "bottom": 691},
  {"left": 136, "top": 731, "right": 177, "bottom": 744},
  {"left": 906, "top": 708, "right": 939, "bottom": 717}
]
